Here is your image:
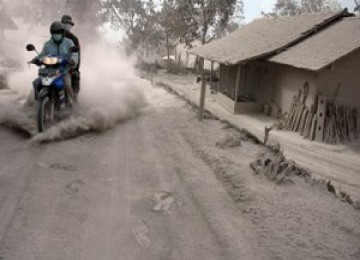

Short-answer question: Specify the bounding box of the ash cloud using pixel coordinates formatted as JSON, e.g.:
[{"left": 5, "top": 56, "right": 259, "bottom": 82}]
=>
[{"left": 0, "top": 6, "right": 147, "bottom": 142}]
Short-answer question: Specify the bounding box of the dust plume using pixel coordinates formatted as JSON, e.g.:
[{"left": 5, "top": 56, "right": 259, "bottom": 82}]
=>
[
  {"left": 32, "top": 42, "right": 147, "bottom": 142},
  {"left": 0, "top": 28, "right": 147, "bottom": 142},
  {"left": 0, "top": 1, "right": 147, "bottom": 142}
]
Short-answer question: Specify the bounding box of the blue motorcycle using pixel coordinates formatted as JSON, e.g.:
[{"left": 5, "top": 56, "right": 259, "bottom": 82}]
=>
[{"left": 26, "top": 44, "right": 77, "bottom": 132}]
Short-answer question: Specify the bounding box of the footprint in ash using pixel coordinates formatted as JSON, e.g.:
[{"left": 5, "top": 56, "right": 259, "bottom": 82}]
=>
[{"left": 152, "top": 191, "right": 175, "bottom": 212}]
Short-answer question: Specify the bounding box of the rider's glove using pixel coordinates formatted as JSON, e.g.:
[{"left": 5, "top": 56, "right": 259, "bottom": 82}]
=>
[{"left": 30, "top": 58, "right": 41, "bottom": 66}]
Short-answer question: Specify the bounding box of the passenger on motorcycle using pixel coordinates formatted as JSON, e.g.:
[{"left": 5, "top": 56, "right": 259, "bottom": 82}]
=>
[
  {"left": 32, "top": 21, "right": 78, "bottom": 106},
  {"left": 61, "top": 15, "right": 81, "bottom": 101}
]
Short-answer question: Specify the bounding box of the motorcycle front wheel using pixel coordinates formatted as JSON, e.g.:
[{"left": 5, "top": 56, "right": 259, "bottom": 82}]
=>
[{"left": 37, "top": 96, "right": 52, "bottom": 133}]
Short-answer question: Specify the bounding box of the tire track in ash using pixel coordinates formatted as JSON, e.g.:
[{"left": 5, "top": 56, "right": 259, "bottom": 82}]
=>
[
  {"left": 0, "top": 129, "right": 45, "bottom": 259},
  {"left": 141, "top": 91, "right": 263, "bottom": 259}
]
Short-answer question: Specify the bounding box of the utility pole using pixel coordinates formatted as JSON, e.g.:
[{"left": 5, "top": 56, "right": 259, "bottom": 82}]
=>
[{"left": 198, "top": 57, "right": 206, "bottom": 121}]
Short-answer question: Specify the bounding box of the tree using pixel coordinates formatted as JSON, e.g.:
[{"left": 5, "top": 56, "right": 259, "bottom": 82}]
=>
[
  {"left": 101, "top": 0, "right": 243, "bottom": 65},
  {"left": 137, "top": 0, "right": 165, "bottom": 62},
  {"left": 177, "top": 0, "right": 241, "bottom": 44},
  {"left": 158, "top": 0, "right": 190, "bottom": 70},
  {"left": 159, "top": 0, "right": 177, "bottom": 70},
  {"left": 262, "top": 0, "right": 301, "bottom": 17},
  {"left": 101, "top": 0, "right": 146, "bottom": 48},
  {"left": 101, "top": 0, "right": 164, "bottom": 60},
  {"left": 262, "top": 0, "right": 342, "bottom": 17},
  {"left": 356, "top": 0, "right": 360, "bottom": 11},
  {"left": 301, "top": 0, "right": 341, "bottom": 13},
  {"left": 215, "top": 0, "right": 244, "bottom": 37}
]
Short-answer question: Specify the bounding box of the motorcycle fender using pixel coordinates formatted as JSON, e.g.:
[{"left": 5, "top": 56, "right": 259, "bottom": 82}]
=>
[{"left": 41, "top": 76, "right": 56, "bottom": 86}]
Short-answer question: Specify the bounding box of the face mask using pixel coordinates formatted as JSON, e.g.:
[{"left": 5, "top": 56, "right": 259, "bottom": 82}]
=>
[
  {"left": 52, "top": 34, "right": 63, "bottom": 42},
  {"left": 64, "top": 24, "right": 73, "bottom": 31}
]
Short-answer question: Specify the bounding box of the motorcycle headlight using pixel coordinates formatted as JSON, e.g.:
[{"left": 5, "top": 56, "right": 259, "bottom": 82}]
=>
[{"left": 42, "top": 57, "right": 59, "bottom": 65}]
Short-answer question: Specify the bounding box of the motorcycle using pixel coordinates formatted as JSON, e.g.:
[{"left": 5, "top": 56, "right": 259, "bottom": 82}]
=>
[{"left": 26, "top": 44, "right": 77, "bottom": 133}]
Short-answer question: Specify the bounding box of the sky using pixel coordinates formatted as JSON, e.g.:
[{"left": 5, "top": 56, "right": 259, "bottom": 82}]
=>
[{"left": 244, "top": 0, "right": 357, "bottom": 22}]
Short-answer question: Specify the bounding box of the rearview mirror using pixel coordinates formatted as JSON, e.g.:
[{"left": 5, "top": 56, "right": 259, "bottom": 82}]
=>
[{"left": 26, "top": 44, "right": 36, "bottom": 52}]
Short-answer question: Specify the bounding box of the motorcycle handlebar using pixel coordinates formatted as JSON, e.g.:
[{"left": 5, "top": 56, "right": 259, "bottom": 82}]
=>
[{"left": 28, "top": 57, "right": 67, "bottom": 67}]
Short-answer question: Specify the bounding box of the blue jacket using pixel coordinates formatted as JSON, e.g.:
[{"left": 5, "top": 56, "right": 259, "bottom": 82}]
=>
[{"left": 39, "top": 38, "right": 79, "bottom": 73}]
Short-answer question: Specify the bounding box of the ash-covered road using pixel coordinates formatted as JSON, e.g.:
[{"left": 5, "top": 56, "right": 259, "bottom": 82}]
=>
[{"left": 0, "top": 85, "right": 359, "bottom": 260}]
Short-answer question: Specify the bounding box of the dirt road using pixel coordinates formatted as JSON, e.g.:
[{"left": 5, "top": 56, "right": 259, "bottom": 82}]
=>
[{"left": 0, "top": 85, "right": 359, "bottom": 260}]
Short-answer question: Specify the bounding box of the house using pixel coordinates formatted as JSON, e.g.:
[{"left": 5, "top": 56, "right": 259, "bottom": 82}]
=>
[
  {"left": 157, "top": 55, "right": 175, "bottom": 69},
  {"left": 190, "top": 9, "right": 360, "bottom": 116},
  {"left": 175, "top": 41, "right": 218, "bottom": 72}
]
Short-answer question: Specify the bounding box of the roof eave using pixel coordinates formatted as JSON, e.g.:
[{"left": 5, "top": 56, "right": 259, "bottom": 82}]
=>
[
  {"left": 270, "top": 44, "right": 360, "bottom": 73},
  {"left": 316, "top": 46, "right": 360, "bottom": 73}
]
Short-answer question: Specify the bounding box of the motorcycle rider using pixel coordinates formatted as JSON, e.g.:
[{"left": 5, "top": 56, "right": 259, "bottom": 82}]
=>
[
  {"left": 32, "top": 21, "right": 78, "bottom": 106},
  {"left": 61, "top": 14, "right": 81, "bottom": 101}
]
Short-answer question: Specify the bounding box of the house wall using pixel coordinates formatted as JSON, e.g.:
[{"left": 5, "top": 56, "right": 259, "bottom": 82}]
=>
[
  {"left": 272, "top": 64, "right": 318, "bottom": 113},
  {"left": 219, "top": 64, "right": 237, "bottom": 100},
  {"left": 175, "top": 43, "right": 200, "bottom": 69},
  {"left": 217, "top": 63, "right": 266, "bottom": 113},
  {"left": 317, "top": 49, "right": 360, "bottom": 109},
  {"left": 174, "top": 43, "right": 216, "bottom": 71},
  {"left": 242, "top": 61, "right": 275, "bottom": 104},
  {"left": 271, "top": 50, "right": 360, "bottom": 113},
  {"left": 218, "top": 61, "right": 275, "bottom": 104},
  {"left": 218, "top": 61, "right": 318, "bottom": 114},
  {"left": 215, "top": 50, "right": 360, "bottom": 115}
]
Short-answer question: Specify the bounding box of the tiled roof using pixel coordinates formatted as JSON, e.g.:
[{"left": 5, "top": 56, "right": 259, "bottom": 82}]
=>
[
  {"left": 268, "top": 17, "right": 360, "bottom": 71},
  {"left": 190, "top": 10, "right": 347, "bottom": 65}
]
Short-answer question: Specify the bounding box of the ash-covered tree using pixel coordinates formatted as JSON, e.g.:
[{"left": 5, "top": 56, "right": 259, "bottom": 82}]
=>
[
  {"left": 101, "top": 0, "right": 164, "bottom": 60},
  {"left": 158, "top": 0, "right": 190, "bottom": 70},
  {"left": 262, "top": 0, "right": 342, "bottom": 17},
  {"left": 101, "top": 0, "right": 147, "bottom": 50},
  {"left": 158, "top": 0, "right": 177, "bottom": 70},
  {"left": 300, "top": 0, "right": 341, "bottom": 13},
  {"left": 101, "top": 0, "right": 243, "bottom": 66},
  {"left": 214, "top": 0, "right": 244, "bottom": 37},
  {"left": 136, "top": 0, "right": 165, "bottom": 62},
  {"left": 177, "top": 0, "right": 242, "bottom": 44},
  {"left": 262, "top": 0, "right": 300, "bottom": 17}
]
